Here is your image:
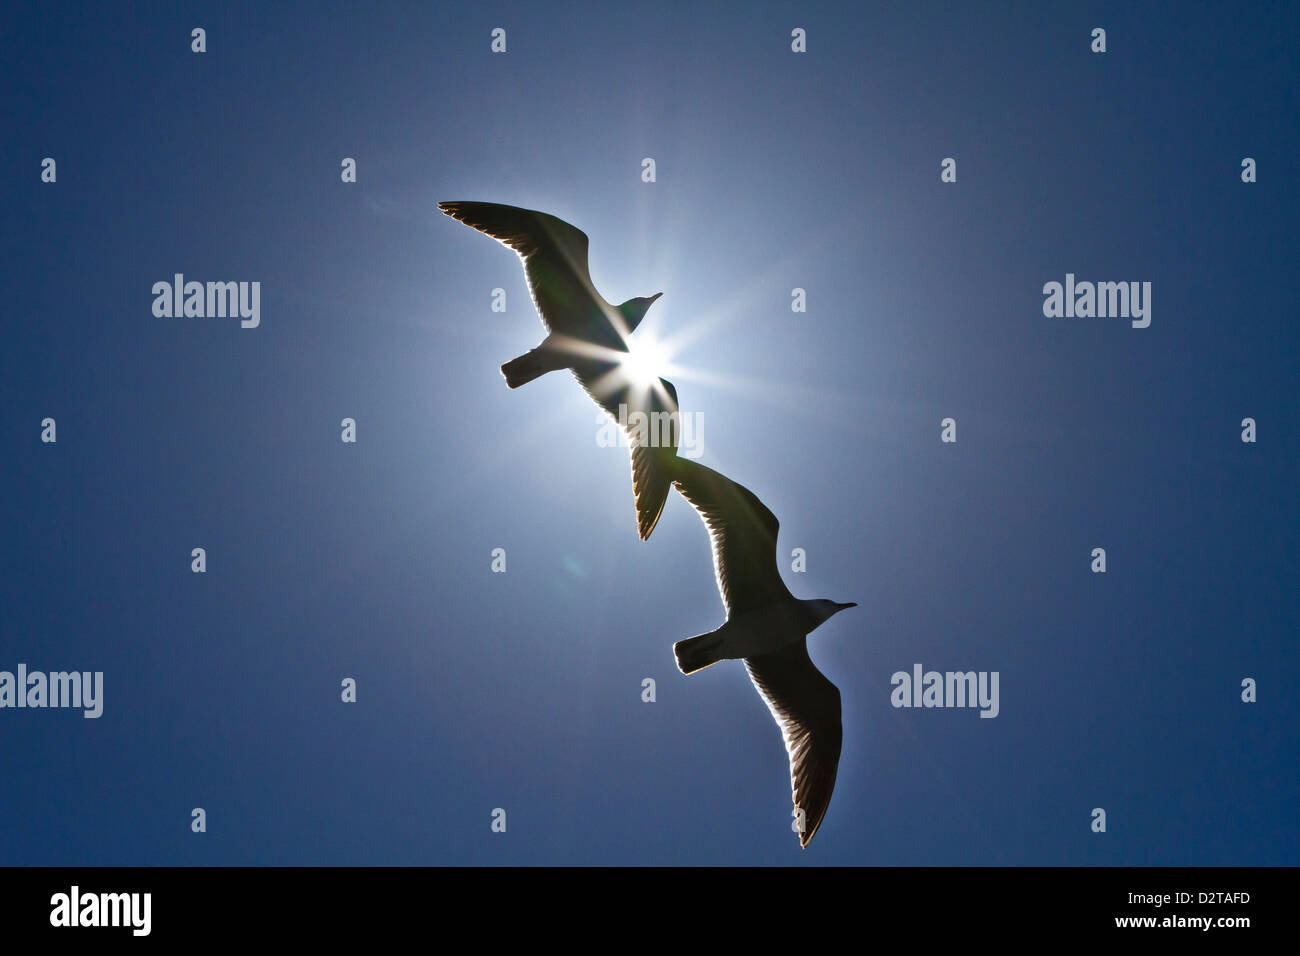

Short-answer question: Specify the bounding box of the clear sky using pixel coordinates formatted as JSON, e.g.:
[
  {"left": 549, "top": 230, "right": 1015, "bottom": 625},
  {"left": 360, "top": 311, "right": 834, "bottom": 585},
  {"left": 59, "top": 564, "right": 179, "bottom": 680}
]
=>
[{"left": 1, "top": 1, "right": 1296, "bottom": 865}]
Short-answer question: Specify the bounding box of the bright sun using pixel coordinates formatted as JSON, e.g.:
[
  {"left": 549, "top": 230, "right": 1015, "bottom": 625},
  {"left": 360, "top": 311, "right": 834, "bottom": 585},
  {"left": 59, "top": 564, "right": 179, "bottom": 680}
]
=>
[{"left": 620, "top": 334, "right": 673, "bottom": 388}]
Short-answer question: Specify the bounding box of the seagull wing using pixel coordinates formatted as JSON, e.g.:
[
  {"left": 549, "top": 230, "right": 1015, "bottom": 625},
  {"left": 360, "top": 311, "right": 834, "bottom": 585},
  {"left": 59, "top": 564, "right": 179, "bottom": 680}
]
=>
[
  {"left": 577, "top": 372, "right": 680, "bottom": 540},
  {"left": 745, "top": 641, "right": 843, "bottom": 848},
  {"left": 671, "top": 457, "right": 794, "bottom": 614},
  {"left": 438, "top": 201, "right": 613, "bottom": 341}
]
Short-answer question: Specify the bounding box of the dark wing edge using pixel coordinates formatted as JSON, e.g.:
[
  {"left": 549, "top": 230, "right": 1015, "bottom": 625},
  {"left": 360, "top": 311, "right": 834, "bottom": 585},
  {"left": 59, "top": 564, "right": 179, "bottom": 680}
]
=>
[
  {"left": 437, "top": 201, "right": 588, "bottom": 261},
  {"left": 576, "top": 371, "right": 681, "bottom": 540},
  {"left": 630, "top": 444, "right": 676, "bottom": 540},
  {"left": 437, "top": 201, "right": 594, "bottom": 334},
  {"left": 670, "top": 456, "right": 791, "bottom": 613},
  {"left": 744, "top": 642, "right": 843, "bottom": 848}
]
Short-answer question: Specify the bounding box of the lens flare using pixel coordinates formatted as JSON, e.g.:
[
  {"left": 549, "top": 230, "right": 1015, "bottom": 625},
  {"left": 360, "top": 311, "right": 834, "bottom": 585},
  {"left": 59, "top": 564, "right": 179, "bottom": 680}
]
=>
[{"left": 619, "top": 334, "right": 673, "bottom": 388}]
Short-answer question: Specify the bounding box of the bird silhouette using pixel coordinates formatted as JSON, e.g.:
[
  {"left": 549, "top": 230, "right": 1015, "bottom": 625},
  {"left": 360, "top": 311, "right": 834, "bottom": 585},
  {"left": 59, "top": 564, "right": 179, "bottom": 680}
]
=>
[
  {"left": 670, "top": 456, "right": 856, "bottom": 847},
  {"left": 439, "top": 201, "right": 678, "bottom": 539}
]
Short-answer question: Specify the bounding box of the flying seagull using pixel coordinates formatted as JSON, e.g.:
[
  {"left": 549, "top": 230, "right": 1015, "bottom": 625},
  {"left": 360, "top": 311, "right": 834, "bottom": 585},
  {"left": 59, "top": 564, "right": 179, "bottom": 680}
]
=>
[
  {"left": 439, "top": 201, "right": 677, "bottom": 539},
  {"left": 671, "top": 457, "right": 856, "bottom": 847}
]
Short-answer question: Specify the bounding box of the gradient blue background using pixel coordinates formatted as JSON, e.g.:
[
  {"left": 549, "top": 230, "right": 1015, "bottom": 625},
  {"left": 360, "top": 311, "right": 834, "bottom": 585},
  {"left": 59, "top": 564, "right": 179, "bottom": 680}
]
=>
[{"left": 2, "top": 1, "right": 1296, "bottom": 865}]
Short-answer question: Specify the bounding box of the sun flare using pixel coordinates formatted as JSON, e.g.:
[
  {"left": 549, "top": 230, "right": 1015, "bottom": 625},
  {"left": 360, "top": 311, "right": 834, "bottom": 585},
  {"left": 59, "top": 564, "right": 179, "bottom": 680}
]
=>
[{"left": 619, "top": 334, "right": 674, "bottom": 388}]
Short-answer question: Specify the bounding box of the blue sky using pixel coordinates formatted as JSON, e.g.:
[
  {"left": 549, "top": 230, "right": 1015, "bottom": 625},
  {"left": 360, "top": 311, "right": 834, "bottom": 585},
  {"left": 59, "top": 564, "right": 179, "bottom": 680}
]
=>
[{"left": 1, "top": 1, "right": 1296, "bottom": 865}]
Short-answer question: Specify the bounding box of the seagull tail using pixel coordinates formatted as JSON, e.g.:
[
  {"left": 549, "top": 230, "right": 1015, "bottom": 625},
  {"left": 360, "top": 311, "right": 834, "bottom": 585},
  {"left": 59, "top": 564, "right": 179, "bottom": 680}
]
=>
[
  {"left": 501, "top": 348, "right": 562, "bottom": 389},
  {"left": 674, "top": 630, "right": 726, "bottom": 675}
]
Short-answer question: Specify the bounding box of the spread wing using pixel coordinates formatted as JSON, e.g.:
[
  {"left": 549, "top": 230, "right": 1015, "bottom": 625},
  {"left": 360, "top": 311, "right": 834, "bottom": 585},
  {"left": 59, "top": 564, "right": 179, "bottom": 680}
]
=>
[
  {"left": 671, "top": 458, "right": 793, "bottom": 614},
  {"left": 439, "top": 201, "right": 615, "bottom": 342},
  {"left": 577, "top": 370, "right": 680, "bottom": 540},
  {"left": 745, "top": 642, "right": 843, "bottom": 848}
]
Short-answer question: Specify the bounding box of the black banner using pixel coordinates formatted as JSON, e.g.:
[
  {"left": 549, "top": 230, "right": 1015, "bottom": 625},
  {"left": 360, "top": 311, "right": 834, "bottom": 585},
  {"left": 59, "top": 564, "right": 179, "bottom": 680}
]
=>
[{"left": 0, "top": 866, "right": 1280, "bottom": 941}]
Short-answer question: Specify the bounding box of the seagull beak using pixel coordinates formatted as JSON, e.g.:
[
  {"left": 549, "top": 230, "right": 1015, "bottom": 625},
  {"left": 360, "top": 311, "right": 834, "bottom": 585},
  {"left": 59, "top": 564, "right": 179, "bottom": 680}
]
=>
[
  {"left": 648, "top": 292, "right": 663, "bottom": 304},
  {"left": 837, "top": 602, "right": 858, "bottom": 611}
]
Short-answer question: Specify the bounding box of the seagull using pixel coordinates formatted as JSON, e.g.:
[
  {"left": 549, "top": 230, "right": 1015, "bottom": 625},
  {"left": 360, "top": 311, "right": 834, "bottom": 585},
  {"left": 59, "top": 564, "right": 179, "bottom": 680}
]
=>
[
  {"left": 439, "top": 201, "right": 678, "bottom": 539},
  {"left": 671, "top": 456, "right": 856, "bottom": 847}
]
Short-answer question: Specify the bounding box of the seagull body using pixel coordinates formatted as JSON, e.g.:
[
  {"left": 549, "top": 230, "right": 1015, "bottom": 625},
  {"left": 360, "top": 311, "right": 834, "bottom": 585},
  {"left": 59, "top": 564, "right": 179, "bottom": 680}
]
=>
[
  {"left": 671, "top": 456, "right": 856, "bottom": 847},
  {"left": 439, "top": 200, "right": 677, "bottom": 539}
]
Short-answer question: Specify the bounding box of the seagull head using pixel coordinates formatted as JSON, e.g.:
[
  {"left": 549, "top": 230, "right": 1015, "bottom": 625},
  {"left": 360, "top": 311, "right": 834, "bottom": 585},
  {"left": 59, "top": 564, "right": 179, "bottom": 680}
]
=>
[
  {"left": 807, "top": 599, "right": 858, "bottom": 629},
  {"left": 617, "top": 292, "right": 663, "bottom": 333}
]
